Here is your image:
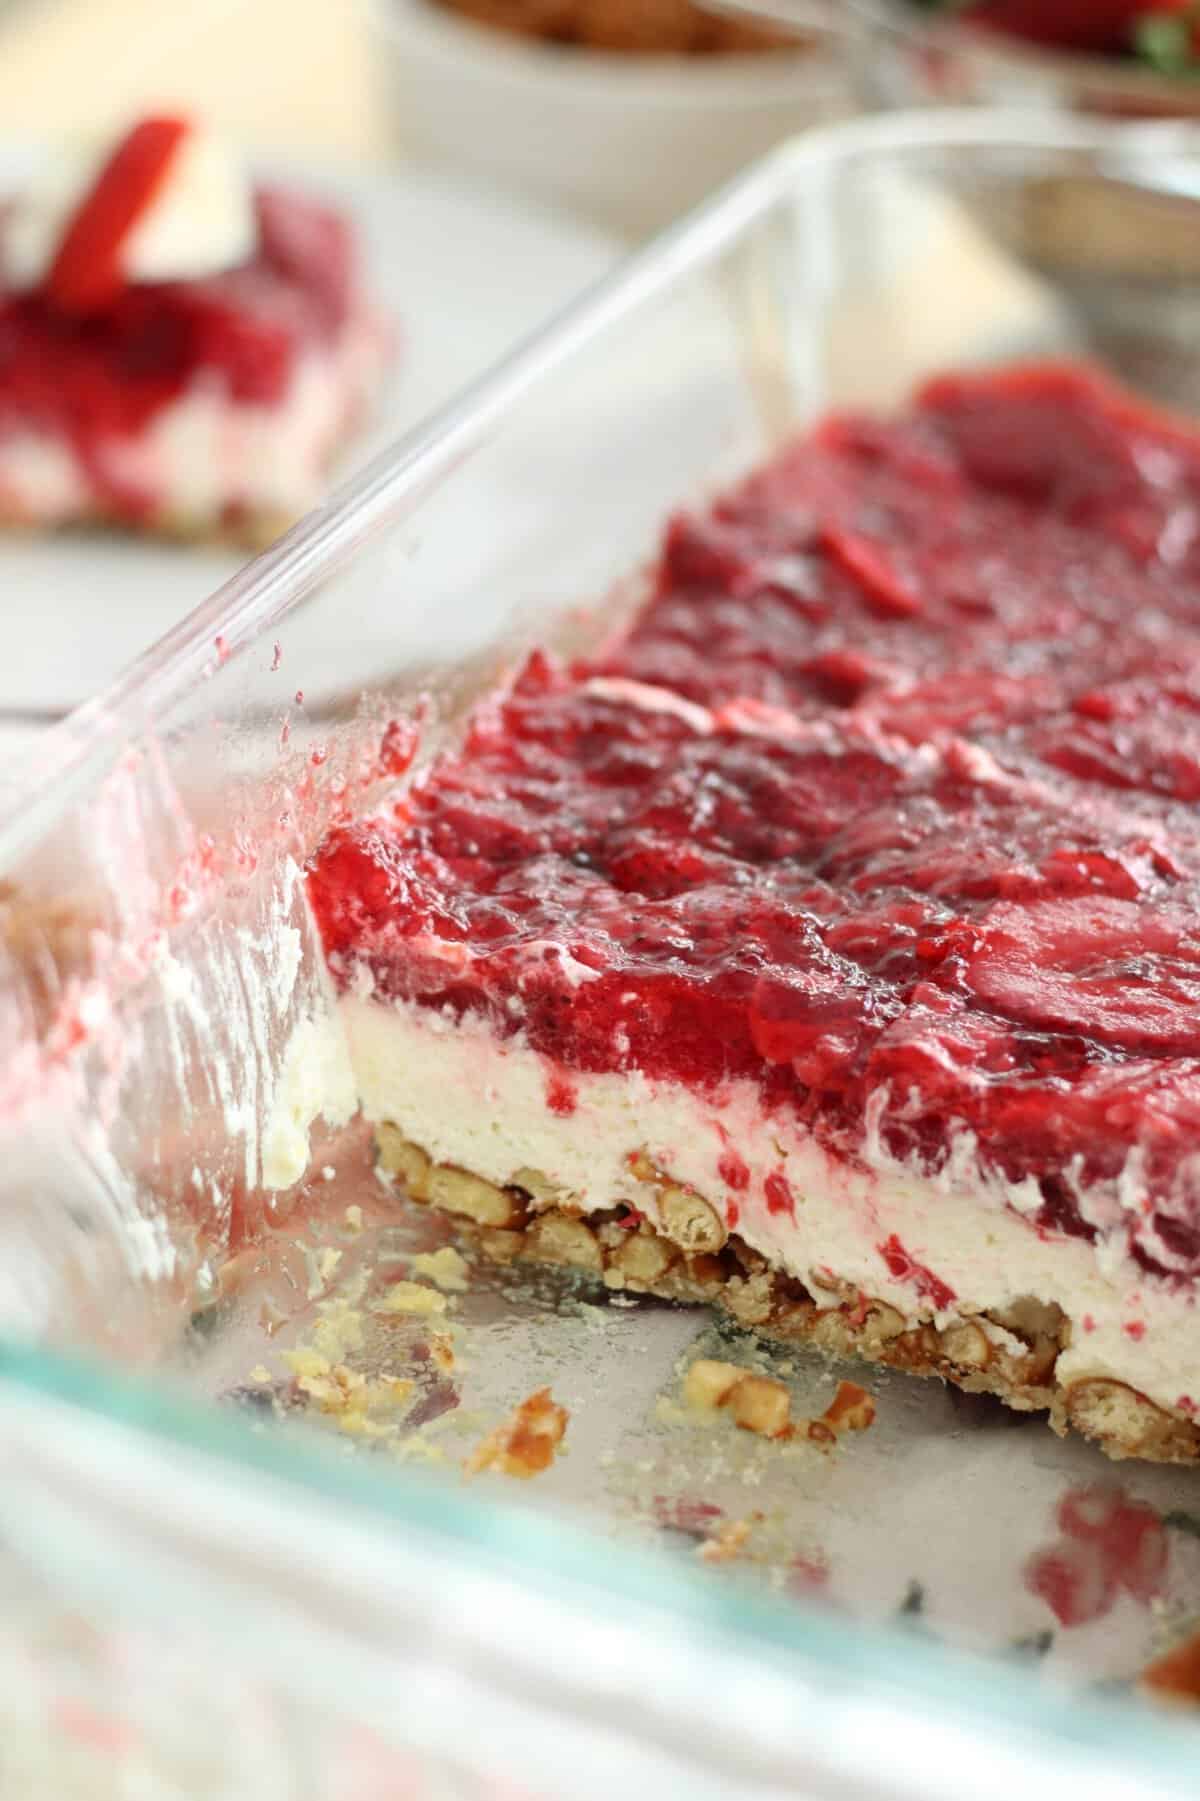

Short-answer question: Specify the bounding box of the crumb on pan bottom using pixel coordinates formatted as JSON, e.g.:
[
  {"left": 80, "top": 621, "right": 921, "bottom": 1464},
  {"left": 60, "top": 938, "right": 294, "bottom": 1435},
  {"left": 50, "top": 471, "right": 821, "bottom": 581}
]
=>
[{"left": 375, "top": 1122, "right": 1200, "bottom": 1467}]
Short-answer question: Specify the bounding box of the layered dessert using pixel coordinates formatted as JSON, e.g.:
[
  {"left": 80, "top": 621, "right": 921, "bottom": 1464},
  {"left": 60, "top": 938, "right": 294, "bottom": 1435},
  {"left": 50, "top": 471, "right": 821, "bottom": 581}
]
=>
[
  {"left": 307, "top": 362, "right": 1200, "bottom": 1463},
  {"left": 0, "top": 115, "right": 390, "bottom": 545}
]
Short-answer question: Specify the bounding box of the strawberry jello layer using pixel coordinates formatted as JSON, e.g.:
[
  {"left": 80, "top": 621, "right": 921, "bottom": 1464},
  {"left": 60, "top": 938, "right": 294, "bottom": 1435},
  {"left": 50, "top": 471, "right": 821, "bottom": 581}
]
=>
[
  {"left": 307, "top": 364, "right": 1200, "bottom": 1462},
  {"left": 0, "top": 187, "right": 388, "bottom": 543}
]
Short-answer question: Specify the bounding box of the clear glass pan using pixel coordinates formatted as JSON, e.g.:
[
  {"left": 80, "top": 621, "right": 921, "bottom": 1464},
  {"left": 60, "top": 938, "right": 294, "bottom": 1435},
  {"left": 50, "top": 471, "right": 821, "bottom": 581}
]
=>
[{"left": 4, "top": 110, "right": 1200, "bottom": 1799}]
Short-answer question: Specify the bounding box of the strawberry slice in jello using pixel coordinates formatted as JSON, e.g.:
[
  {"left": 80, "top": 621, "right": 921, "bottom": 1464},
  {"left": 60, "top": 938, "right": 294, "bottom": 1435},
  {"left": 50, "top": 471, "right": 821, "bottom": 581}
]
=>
[{"left": 964, "top": 898, "right": 1200, "bottom": 1057}]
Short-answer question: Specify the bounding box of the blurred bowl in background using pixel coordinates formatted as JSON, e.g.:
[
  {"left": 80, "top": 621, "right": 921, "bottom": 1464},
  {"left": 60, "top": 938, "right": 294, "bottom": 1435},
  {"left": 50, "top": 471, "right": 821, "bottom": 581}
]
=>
[
  {"left": 838, "top": 2, "right": 1200, "bottom": 119},
  {"left": 371, "top": 0, "right": 860, "bottom": 238}
]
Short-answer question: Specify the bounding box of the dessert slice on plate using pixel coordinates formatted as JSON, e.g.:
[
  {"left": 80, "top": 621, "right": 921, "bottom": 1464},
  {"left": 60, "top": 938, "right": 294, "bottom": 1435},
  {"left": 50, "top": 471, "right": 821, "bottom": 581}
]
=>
[
  {"left": 0, "top": 115, "right": 391, "bottom": 545},
  {"left": 305, "top": 363, "right": 1200, "bottom": 1464}
]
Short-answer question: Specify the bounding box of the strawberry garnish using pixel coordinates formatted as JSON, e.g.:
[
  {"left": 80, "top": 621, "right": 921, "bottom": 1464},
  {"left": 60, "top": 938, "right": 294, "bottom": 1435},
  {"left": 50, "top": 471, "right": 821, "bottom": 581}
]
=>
[{"left": 46, "top": 115, "right": 191, "bottom": 315}]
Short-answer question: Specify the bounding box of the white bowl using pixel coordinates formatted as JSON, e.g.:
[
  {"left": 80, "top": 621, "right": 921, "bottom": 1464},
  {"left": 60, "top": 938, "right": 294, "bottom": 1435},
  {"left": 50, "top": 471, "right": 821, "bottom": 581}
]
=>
[{"left": 371, "top": 0, "right": 859, "bottom": 237}]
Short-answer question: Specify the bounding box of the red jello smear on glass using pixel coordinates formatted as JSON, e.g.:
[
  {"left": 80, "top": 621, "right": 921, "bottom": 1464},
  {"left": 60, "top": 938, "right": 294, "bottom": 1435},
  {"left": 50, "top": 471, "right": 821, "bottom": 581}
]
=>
[
  {"left": 308, "top": 363, "right": 1200, "bottom": 1275},
  {"left": 1024, "top": 1484, "right": 1167, "bottom": 1627}
]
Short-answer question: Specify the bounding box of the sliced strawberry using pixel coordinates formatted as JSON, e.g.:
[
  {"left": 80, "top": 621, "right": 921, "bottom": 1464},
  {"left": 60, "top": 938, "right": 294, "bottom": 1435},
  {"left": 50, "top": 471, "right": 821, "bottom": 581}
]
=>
[
  {"left": 748, "top": 967, "right": 876, "bottom": 1086},
  {"left": 819, "top": 524, "right": 924, "bottom": 620},
  {"left": 47, "top": 115, "right": 191, "bottom": 315},
  {"left": 964, "top": 896, "right": 1200, "bottom": 1055}
]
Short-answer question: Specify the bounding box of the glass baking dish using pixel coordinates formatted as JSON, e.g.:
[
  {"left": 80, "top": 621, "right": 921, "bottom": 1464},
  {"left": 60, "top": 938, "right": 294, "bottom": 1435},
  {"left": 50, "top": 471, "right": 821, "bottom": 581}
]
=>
[{"left": 4, "top": 110, "right": 1200, "bottom": 1799}]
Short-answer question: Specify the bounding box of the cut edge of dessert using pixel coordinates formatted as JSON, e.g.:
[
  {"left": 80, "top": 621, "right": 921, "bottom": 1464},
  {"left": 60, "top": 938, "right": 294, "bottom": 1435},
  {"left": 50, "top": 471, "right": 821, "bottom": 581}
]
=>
[
  {"left": 375, "top": 1121, "right": 1196, "bottom": 1466},
  {"left": 289, "top": 358, "right": 1200, "bottom": 1466},
  {"left": 360, "top": 1008, "right": 1196, "bottom": 1469},
  {"left": 0, "top": 113, "right": 392, "bottom": 548}
]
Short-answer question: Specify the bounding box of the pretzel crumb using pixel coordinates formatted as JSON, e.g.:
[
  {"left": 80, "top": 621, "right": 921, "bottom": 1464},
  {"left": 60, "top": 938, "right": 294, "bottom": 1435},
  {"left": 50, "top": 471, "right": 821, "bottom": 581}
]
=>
[
  {"left": 1141, "top": 1628, "right": 1200, "bottom": 1707},
  {"left": 683, "top": 1357, "right": 744, "bottom": 1412},
  {"left": 698, "top": 1518, "right": 753, "bottom": 1564},
  {"left": 466, "top": 1386, "right": 569, "bottom": 1479},
  {"left": 412, "top": 1246, "right": 471, "bottom": 1292},
  {"left": 804, "top": 1379, "right": 876, "bottom": 1446},
  {"left": 282, "top": 1344, "right": 414, "bottom": 1428},
  {"left": 376, "top": 1280, "right": 448, "bottom": 1316},
  {"left": 683, "top": 1356, "right": 792, "bottom": 1438}
]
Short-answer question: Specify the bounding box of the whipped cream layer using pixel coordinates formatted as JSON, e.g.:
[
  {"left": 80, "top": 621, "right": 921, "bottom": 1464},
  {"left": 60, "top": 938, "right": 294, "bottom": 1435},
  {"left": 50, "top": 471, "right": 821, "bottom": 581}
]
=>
[{"left": 341, "top": 991, "right": 1200, "bottom": 1422}]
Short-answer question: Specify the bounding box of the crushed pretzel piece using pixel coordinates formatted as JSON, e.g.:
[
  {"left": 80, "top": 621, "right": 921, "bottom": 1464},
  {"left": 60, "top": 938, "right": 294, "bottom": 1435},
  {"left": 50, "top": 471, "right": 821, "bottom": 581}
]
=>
[
  {"left": 731, "top": 1373, "right": 792, "bottom": 1439},
  {"left": 312, "top": 1297, "right": 365, "bottom": 1361},
  {"left": 283, "top": 1341, "right": 414, "bottom": 1431},
  {"left": 684, "top": 1358, "right": 744, "bottom": 1412},
  {"left": 412, "top": 1246, "right": 471, "bottom": 1292},
  {"left": 681, "top": 1356, "right": 792, "bottom": 1438},
  {"left": 376, "top": 1281, "right": 448, "bottom": 1316},
  {"left": 430, "top": 1332, "right": 456, "bottom": 1373},
  {"left": 284, "top": 1352, "right": 365, "bottom": 1413},
  {"left": 465, "top": 1387, "right": 568, "bottom": 1479},
  {"left": 697, "top": 1518, "right": 752, "bottom": 1564},
  {"left": 284, "top": 1348, "right": 331, "bottom": 1383},
  {"left": 825, "top": 1380, "right": 876, "bottom": 1431},
  {"left": 1141, "top": 1629, "right": 1200, "bottom": 1707},
  {"left": 805, "top": 1380, "right": 877, "bottom": 1446}
]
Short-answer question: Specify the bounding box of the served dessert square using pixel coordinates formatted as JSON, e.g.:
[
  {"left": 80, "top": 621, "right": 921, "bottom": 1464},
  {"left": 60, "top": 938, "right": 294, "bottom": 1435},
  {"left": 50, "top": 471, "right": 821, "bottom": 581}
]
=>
[
  {"left": 307, "top": 362, "right": 1200, "bottom": 1463},
  {"left": 0, "top": 115, "right": 390, "bottom": 545}
]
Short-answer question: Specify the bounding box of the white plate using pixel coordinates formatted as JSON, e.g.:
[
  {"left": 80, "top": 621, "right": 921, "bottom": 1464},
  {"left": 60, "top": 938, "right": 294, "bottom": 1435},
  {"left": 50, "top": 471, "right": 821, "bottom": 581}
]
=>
[{"left": 0, "top": 151, "right": 620, "bottom": 716}]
